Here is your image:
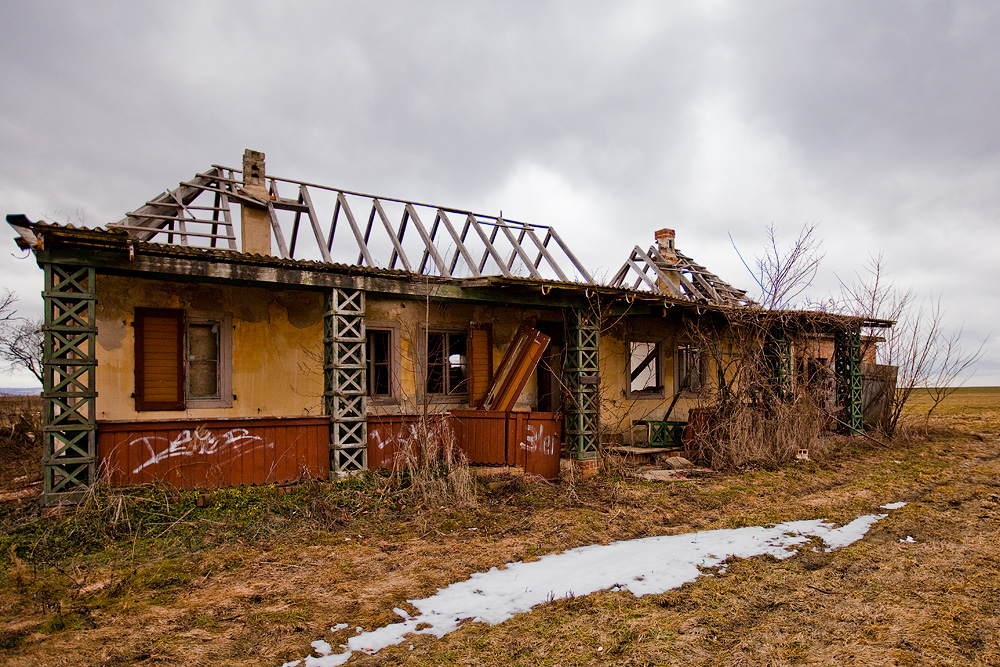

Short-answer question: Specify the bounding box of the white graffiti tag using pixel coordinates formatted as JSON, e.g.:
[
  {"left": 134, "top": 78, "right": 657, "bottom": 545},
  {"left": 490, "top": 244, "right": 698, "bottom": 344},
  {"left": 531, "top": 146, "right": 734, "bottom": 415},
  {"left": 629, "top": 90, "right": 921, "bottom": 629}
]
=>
[
  {"left": 131, "top": 427, "right": 273, "bottom": 474},
  {"left": 519, "top": 423, "right": 557, "bottom": 455}
]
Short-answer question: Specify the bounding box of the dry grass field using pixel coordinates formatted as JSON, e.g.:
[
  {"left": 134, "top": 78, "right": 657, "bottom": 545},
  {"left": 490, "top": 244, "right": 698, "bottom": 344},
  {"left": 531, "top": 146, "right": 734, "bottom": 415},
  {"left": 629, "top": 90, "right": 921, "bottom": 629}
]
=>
[{"left": 1, "top": 388, "right": 999, "bottom": 666}]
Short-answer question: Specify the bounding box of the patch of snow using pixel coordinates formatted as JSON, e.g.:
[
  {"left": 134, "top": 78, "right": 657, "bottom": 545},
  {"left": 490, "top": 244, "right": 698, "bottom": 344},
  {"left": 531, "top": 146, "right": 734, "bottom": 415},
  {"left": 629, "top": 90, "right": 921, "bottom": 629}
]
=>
[
  {"left": 311, "top": 640, "right": 333, "bottom": 656},
  {"left": 292, "top": 506, "right": 902, "bottom": 666},
  {"left": 331, "top": 623, "right": 348, "bottom": 632},
  {"left": 900, "top": 536, "right": 915, "bottom": 543},
  {"left": 881, "top": 502, "right": 907, "bottom": 510}
]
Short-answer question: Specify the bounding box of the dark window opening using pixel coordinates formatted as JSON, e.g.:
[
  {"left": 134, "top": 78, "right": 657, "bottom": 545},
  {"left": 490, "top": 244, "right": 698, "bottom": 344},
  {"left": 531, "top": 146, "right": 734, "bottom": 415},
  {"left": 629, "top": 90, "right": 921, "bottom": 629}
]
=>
[
  {"left": 677, "top": 344, "right": 704, "bottom": 392},
  {"left": 367, "top": 329, "right": 392, "bottom": 397}
]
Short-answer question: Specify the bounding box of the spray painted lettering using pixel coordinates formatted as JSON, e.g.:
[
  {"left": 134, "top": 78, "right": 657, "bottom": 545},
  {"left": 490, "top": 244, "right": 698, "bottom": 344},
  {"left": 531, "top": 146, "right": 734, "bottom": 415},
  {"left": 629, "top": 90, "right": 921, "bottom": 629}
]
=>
[
  {"left": 519, "top": 423, "right": 557, "bottom": 456},
  {"left": 130, "top": 427, "right": 274, "bottom": 474}
]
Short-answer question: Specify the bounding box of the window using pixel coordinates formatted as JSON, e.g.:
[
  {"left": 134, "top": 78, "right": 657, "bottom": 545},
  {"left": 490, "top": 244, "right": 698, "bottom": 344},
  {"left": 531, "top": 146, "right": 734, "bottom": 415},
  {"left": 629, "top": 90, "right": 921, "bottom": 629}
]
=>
[
  {"left": 134, "top": 308, "right": 231, "bottom": 411},
  {"left": 426, "top": 331, "right": 468, "bottom": 396},
  {"left": 628, "top": 340, "right": 662, "bottom": 397},
  {"left": 676, "top": 343, "right": 705, "bottom": 393},
  {"left": 367, "top": 328, "right": 392, "bottom": 397}
]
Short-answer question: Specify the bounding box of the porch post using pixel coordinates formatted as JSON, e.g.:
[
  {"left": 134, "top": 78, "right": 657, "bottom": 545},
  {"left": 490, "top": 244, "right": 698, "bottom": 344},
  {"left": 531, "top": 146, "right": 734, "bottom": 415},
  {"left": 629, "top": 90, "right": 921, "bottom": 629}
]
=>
[
  {"left": 40, "top": 264, "right": 98, "bottom": 505},
  {"left": 834, "top": 326, "right": 863, "bottom": 435},
  {"left": 324, "top": 288, "right": 367, "bottom": 474},
  {"left": 564, "top": 307, "right": 600, "bottom": 461}
]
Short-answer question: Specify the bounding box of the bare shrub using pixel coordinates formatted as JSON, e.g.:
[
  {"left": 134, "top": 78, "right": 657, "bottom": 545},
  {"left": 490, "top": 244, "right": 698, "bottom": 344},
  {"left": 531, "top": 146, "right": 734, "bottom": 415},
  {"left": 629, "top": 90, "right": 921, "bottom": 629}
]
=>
[
  {"left": 687, "top": 224, "right": 833, "bottom": 469},
  {"left": 389, "top": 417, "right": 476, "bottom": 508},
  {"left": 0, "top": 394, "right": 42, "bottom": 458},
  {"left": 695, "top": 392, "right": 825, "bottom": 469}
]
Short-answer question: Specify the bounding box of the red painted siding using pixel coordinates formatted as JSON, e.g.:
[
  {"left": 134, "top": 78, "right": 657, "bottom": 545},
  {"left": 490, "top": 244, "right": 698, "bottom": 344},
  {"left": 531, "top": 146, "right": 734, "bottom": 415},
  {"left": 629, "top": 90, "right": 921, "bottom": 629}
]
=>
[
  {"left": 451, "top": 410, "right": 507, "bottom": 465},
  {"left": 97, "top": 417, "right": 329, "bottom": 488},
  {"left": 368, "top": 411, "right": 561, "bottom": 481}
]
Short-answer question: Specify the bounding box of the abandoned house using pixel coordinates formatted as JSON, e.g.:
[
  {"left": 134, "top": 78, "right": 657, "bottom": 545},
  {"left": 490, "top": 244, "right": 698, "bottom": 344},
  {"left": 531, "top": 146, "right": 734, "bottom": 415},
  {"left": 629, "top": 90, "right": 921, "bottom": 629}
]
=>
[{"left": 7, "top": 150, "right": 892, "bottom": 505}]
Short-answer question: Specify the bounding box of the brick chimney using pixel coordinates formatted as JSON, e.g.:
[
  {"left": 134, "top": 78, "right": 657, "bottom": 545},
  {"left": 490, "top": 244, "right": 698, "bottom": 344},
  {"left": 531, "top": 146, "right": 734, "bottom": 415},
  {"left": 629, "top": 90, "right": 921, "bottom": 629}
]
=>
[
  {"left": 654, "top": 228, "right": 677, "bottom": 262},
  {"left": 653, "top": 228, "right": 682, "bottom": 296},
  {"left": 241, "top": 149, "right": 272, "bottom": 255}
]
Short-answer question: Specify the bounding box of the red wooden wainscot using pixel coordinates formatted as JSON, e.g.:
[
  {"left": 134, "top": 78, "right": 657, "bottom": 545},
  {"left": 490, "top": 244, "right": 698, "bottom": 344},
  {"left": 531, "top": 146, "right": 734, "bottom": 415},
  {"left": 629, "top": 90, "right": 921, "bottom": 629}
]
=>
[
  {"left": 367, "top": 411, "right": 562, "bottom": 482},
  {"left": 97, "top": 417, "right": 330, "bottom": 488}
]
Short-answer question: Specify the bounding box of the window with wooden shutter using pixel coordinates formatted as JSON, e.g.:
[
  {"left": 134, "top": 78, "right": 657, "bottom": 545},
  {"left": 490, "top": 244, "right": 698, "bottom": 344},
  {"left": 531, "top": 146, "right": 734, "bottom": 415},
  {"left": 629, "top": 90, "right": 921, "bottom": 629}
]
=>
[
  {"left": 134, "top": 309, "right": 232, "bottom": 411},
  {"left": 467, "top": 323, "right": 493, "bottom": 405},
  {"left": 135, "top": 308, "right": 185, "bottom": 411}
]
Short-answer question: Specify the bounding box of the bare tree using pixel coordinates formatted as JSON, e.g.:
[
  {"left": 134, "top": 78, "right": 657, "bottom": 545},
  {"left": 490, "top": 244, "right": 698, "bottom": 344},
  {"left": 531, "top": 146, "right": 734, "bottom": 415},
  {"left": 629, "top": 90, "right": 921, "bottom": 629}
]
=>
[
  {"left": 0, "top": 290, "right": 44, "bottom": 383},
  {"left": 0, "top": 317, "right": 44, "bottom": 383},
  {"left": 734, "top": 223, "right": 824, "bottom": 310},
  {"left": 919, "top": 321, "right": 985, "bottom": 430},
  {"left": 0, "top": 289, "right": 15, "bottom": 324},
  {"left": 840, "top": 257, "right": 986, "bottom": 436}
]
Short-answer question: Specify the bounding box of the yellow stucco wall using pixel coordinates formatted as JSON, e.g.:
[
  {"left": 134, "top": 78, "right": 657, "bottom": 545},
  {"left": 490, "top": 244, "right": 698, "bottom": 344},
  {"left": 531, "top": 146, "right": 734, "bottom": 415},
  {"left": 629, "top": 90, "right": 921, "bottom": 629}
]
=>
[
  {"left": 598, "top": 315, "right": 722, "bottom": 441},
  {"left": 366, "top": 296, "right": 561, "bottom": 415},
  {"left": 95, "top": 275, "right": 325, "bottom": 421}
]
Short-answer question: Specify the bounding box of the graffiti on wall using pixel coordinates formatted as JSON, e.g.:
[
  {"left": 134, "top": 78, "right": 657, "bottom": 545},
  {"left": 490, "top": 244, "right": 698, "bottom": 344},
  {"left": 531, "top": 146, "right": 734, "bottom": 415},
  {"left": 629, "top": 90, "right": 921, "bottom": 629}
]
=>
[
  {"left": 519, "top": 423, "right": 558, "bottom": 456},
  {"left": 130, "top": 427, "right": 274, "bottom": 474}
]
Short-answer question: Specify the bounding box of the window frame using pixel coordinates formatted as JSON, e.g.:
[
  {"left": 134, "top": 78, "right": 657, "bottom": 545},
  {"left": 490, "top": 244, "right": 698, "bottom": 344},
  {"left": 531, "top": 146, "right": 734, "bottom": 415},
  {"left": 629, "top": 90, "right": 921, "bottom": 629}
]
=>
[
  {"left": 626, "top": 337, "right": 665, "bottom": 399},
  {"left": 675, "top": 342, "right": 706, "bottom": 395},
  {"left": 366, "top": 321, "right": 400, "bottom": 403},
  {"left": 423, "top": 327, "right": 470, "bottom": 402},
  {"left": 184, "top": 311, "right": 232, "bottom": 409}
]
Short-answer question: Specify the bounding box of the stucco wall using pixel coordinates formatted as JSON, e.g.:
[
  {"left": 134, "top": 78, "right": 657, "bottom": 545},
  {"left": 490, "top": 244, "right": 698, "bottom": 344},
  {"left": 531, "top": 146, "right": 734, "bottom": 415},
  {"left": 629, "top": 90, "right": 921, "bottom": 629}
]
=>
[
  {"left": 95, "top": 275, "right": 325, "bottom": 421},
  {"left": 598, "top": 315, "right": 710, "bottom": 440},
  {"left": 366, "top": 296, "right": 562, "bottom": 415}
]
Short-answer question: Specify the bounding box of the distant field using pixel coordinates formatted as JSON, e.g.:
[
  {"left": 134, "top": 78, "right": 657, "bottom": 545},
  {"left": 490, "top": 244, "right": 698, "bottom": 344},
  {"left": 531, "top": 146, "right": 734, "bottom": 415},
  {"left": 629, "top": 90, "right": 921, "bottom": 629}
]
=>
[{"left": 903, "top": 386, "right": 1000, "bottom": 433}]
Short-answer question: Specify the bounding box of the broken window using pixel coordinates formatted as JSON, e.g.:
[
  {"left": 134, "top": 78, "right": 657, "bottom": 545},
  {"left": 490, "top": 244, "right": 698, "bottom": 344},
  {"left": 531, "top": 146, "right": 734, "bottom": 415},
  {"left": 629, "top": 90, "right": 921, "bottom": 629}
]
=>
[
  {"left": 676, "top": 343, "right": 705, "bottom": 393},
  {"left": 367, "top": 328, "right": 392, "bottom": 397},
  {"left": 426, "top": 331, "right": 468, "bottom": 396},
  {"left": 134, "top": 308, "right": 231, "bottom": 411},
  {"left": 628, "top": 340, "right": 662, "bottom": 396}
]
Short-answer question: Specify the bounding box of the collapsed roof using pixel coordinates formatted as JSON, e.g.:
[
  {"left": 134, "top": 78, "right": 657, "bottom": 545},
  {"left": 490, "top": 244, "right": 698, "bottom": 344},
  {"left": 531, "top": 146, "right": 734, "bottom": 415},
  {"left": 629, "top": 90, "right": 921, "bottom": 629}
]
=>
[{"left": 66, "top": 150, "right": 747, "bottom": 307}]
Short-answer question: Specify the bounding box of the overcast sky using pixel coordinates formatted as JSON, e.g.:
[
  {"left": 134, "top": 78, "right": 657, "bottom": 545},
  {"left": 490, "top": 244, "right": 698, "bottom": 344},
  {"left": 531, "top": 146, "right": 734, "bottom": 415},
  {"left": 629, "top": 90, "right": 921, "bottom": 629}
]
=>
[{"left": 2, "top": 1, "right": 998, "bottom": 388}]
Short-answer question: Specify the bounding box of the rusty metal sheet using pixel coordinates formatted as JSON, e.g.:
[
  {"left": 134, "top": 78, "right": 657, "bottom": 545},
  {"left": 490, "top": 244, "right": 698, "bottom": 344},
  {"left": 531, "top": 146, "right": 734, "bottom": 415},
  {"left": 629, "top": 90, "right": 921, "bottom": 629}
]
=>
[{"left": 97, "top": 417, "right": 329, "bottom": 488}]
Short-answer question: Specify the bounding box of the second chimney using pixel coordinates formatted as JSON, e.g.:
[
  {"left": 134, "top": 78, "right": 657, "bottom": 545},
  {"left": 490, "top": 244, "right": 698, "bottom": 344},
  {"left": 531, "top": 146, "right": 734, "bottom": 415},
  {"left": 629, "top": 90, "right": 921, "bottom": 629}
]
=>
[
  {"left": 653, "top": 228, "right": 682, "bottom": 296},
  {"left": 241, "top": 149, "right": 272, "bottom": 256}
]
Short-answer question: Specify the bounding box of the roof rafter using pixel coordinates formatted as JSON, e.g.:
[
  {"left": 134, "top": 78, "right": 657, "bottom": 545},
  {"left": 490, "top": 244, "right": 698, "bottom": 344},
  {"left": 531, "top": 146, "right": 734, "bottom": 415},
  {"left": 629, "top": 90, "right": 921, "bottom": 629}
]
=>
[{"left": 108, "top": 164, "right": 595, "bottom": 285}]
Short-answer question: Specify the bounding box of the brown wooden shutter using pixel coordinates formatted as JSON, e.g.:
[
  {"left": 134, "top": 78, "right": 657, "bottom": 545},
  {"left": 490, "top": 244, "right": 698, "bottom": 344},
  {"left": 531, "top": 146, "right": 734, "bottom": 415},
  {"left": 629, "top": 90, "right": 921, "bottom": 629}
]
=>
[
  {"left": 468, "top": 322, "right": 493, "bottom": 405},
  {"left": 135, "top": 308, "right": 185, "bottom": 411},
  {"left": 480, "top": 322, "right": 551, "bottom": 412}
]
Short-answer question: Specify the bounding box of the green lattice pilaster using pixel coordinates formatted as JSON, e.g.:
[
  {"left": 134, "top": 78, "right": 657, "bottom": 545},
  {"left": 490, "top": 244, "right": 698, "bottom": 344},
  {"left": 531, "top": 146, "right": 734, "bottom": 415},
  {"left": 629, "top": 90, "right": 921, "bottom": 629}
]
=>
[
  {"left": 41, "top": 264, "right": 97, "bottom": 504},
  {"left": 324, "top": 288, "right": 367, "bottom": 474},
  {"left": 770, "top": 336, "right": 793, "bottom": 399},
  {"left": 564, "top": 307, "right": 600, "bottom": 460},
  {"left": 835, "top": 327, "right": 863, "bottom": 435}
]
